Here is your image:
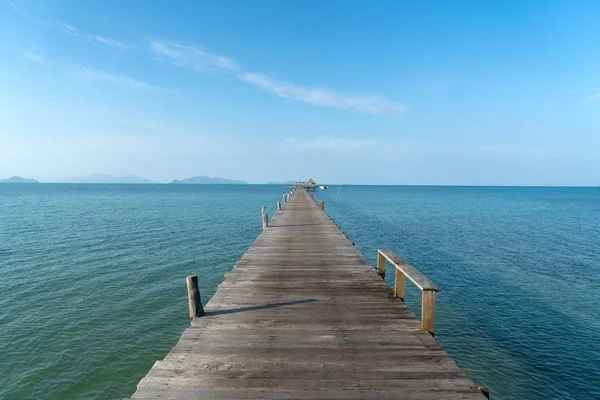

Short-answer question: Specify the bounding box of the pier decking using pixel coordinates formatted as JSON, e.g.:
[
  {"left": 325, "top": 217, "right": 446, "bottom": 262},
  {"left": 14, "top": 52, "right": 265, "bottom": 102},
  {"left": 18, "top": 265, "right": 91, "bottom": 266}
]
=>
[{"left": 128, "top": 189, "right": 487, "bottom": 399}]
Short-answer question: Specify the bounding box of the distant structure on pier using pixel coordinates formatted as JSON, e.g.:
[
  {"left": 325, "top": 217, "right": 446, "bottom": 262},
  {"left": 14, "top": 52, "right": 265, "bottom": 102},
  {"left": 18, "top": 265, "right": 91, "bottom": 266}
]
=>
[{"left": 285, "top": 178, "right": 317, "bottom": 191}]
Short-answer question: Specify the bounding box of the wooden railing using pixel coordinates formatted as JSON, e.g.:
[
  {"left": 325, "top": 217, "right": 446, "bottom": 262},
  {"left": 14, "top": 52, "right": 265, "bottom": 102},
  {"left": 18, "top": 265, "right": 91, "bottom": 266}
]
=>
[{"left": 377, "top": 249, "right": 440, "bottom": 334}]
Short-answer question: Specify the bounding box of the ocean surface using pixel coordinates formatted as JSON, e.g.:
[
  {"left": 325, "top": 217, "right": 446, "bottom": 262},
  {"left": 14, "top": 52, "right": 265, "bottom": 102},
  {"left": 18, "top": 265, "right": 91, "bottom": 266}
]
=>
[{"left": 1, "top": 184, "right": 599, "bottom": 399}]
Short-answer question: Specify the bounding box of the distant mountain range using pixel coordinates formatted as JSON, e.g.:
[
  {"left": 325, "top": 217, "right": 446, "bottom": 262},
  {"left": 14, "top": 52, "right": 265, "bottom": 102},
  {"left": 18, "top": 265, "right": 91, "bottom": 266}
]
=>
[
  {"left": 1, "top": 173, "right": 258, "bottom": 184},
  {"left": 170, "top": 175, "right": 247, "bottom": 185},
  {"left": 0, "top": 176, "right": 40, "bottom": 183},
  {"left": 65, "top": 173, "right": 158, "bottom": 184}
]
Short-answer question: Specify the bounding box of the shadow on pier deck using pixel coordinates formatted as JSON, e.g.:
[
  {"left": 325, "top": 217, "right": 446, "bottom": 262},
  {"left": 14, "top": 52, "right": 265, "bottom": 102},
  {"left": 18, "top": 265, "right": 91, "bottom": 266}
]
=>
[{"left": 127, "top": 188, "right": 488, "bottom": 399}]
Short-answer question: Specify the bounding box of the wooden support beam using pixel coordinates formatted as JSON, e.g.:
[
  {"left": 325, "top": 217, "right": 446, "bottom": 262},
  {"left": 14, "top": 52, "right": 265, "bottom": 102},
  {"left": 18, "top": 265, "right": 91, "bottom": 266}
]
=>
[
  {"left": 421, "top": 290, "right": 436, "bottom": 334},
  {"left": 262, "top": 211, "right": 268, "bottom": 229},
  {"left": 186, "top": 275, "right": 204, "bottom": 318},
  {"left": 377, "top": 251, "right": 386, "bottom": 278},
  {"left": 394, "top": 268, "right": 406, "bottom": 300},
  {"left": 277, "top": 201, "right": 281, "bottom": 210},
  {"left": 319, "top": 201, "right": 325, "bottom": 211}
]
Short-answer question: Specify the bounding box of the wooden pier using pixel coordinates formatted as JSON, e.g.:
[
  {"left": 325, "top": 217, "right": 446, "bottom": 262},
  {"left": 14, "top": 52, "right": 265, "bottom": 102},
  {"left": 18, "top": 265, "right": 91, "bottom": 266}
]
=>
[{"left": 128, "top": 188, "right": 488, "bottom": 399}]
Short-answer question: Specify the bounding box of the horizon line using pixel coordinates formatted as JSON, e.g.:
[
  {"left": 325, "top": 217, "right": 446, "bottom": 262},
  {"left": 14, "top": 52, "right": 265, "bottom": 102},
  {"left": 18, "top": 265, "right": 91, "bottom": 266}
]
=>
[{"left": 1, "top": 181, "right": 599, "bottom": 188}]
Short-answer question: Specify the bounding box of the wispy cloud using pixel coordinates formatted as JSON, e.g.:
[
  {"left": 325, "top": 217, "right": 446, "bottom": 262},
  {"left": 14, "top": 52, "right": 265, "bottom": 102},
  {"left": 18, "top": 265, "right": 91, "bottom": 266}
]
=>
[
  {"left": 71, "top": 67, "right": 150, "bottom": 89},
  {"left": 150, "top": 41, "right": 239, "bottom": 71},
  {"left": 93, "top": 36, "right": 129, "bottom": 51},
  {"left": 239, "top": 73, "right": 407, "bottom": 115},
  {"left": 25, "top": 52, "right": 48, "bottom": 64},
  {"left": 6, "top": 0, "right": 41, "bottom": 22},
  {"left": 58, "top": 23, "right": 129, "bottom": 51},
  {"left": 150, "top": 40, "right": 407, "bottom": 115},
  {"left": 6, "top": 2, "right": 129, "bottom": 51},
  {"left": 24, "top": 51, "right": 150, "bottom": 89},
  {"left": 585, "top": 93, "right": 600, "bottom": 102},
  {"left": 275, "top": 137, "right": 380, "bottom": 151},
  {"left": 58, "top": 23, "right": 89, "bottom": 40}
]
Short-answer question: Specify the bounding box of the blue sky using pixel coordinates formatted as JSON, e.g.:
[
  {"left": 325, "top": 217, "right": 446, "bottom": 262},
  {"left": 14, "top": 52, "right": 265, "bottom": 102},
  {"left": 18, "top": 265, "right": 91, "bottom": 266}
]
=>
[{"left": 1, "top": 0, "right": 599, "bottom": 185}]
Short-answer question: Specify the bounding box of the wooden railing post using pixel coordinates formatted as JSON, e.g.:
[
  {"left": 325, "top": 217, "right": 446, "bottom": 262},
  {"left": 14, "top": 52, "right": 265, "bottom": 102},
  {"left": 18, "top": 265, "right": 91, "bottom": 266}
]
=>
[
  {"left": 186, "top": 275, "right": 204, "bottom": 318},
  {"left": 421, "top": 291, "right": 436, "bottom": 334},
  {"left": 277, "top": 201, "right": 281, "bottom": 210},
  {"left": 283, "top": 194, "right": 286, "bottom": 204},
  {"left": 377, "top": 251, "right": 386, "bottom": 278},
  {"left": 319, "top": 201, "right": 325, "bottom": 211},
  {"left": 394, "top": 268, "right": 406, "bottom": 300},
  {"left": 474, "top": 387, "right": 490, "bottom": 399},
  {"left": 262, "top": 210, "right": 268, "bottom": 229}
]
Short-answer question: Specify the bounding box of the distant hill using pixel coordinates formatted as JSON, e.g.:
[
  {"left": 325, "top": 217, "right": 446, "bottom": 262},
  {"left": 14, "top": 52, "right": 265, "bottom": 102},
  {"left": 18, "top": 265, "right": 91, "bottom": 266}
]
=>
[
  {"left": 0, "top": 176, "right": 40, "bottom": 183},
  {"left": 169, "top": 175, "right": 247, "bottom": 184},
  {"left": 65, "top": 173, "right": 158, "bottom": 184}
]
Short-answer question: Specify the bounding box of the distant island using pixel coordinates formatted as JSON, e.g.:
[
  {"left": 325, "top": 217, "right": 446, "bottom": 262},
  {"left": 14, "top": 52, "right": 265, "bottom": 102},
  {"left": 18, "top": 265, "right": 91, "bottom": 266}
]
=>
[
  {"left": 64, "top": 173, "right": 158, "bottom": 184},
  {"left": 0, "top": 176, "right": 40, "bottom": 183},
  {"left": 170, "top": 175, "right": 247, "bottom": 184}
]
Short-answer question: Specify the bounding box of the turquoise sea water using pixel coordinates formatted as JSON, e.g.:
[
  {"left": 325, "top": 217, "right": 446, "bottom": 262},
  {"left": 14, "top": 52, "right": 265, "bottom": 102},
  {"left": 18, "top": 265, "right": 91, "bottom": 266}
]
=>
[{"left": 1, "top": 184, "right": 599, "bottom": 399}]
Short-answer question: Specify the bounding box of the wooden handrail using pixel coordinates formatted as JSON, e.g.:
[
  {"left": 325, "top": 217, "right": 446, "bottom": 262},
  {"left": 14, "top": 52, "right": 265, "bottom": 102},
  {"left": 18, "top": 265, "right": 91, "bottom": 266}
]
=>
[
  {"left": 377, "top": 249, "right": 439, "bottom": 334},
  {"left": 377, "top": 249, "right": 440, "bottom": 291}
]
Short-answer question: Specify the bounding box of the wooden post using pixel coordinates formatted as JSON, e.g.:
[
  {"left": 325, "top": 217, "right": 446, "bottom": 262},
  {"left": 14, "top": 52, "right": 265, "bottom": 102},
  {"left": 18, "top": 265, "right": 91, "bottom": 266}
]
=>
[
  {"left": 283, "top": 194, "right": 286, "bottom": 204},
  {"left": 186, "top": 275, "right": 204, "bottom": 318},
  {"left": 477, "top": 387, "right": 490, "bottom": 399},
  {"left": 394, "top": 268, "right": 406, "bottom": 300},
  {"left": 262, "top": 211, "right": 269, "bottom": 229},
  {"left": 319, "top": 201, "right": 324, "bottom": 211},
  {"left": 277, "top": 201, "right": 281, "bottom": 210},
  {"left": 377, "top": 251, "right": 386, "bottom": 278},
  {"left": 421, "top": 291, "right": 436, "bottom": 334}
]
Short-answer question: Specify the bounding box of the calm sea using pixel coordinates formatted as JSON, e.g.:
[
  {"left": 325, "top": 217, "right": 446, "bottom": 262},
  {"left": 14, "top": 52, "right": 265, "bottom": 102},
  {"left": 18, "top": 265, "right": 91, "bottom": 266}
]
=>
[{"left": 1, "top": 184, "right": 599, "bottom": 399}]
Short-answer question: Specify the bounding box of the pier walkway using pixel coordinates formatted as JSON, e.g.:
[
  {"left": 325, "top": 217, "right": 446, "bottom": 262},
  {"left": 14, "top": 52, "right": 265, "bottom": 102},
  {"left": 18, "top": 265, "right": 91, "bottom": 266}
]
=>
[{"left": 128, "top": 189, "right": 487, "bottom": 399}]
